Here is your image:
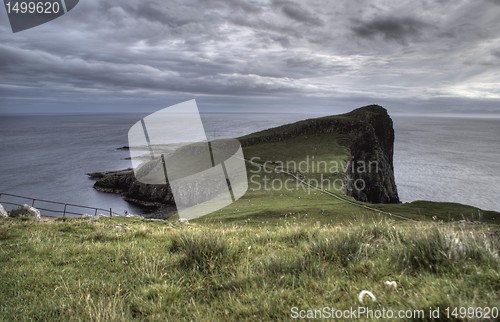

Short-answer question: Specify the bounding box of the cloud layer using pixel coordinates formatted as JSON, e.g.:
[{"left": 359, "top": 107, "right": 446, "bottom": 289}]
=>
[{"left": 0, "top": 0, "right": 499, "bottom": 114}]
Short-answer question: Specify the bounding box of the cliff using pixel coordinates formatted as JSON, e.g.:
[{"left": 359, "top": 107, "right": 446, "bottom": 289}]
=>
[
  {"left": 88, "top": 169, "right": 174, "bottom": 210},
  {"left": 88, "top": 104, "right": 399, "bottom": 211},
  {"left": 239, "top": 105, "right": 399, "bottom": 203},
  {"left": 342, "top": 106, "right": 399, "bottom": 203}
]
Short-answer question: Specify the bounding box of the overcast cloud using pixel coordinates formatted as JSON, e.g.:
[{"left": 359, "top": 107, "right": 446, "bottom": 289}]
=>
[{"left": 0, "top": 0, "right": 499, "bottom": 115}]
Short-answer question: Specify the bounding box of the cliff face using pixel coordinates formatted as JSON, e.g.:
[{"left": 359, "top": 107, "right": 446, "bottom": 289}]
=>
[{"left": 343, "top": 106, "right": 399, "bottom": 203}]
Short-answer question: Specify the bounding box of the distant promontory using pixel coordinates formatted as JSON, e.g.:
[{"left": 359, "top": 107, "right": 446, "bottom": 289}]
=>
[{"left": 88, "top": 105, "right": 400, "bottom": 212}]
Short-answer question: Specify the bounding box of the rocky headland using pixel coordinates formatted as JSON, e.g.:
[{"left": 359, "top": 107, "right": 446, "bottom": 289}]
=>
[{"left": 88, "top": 105, "right": 399, "bottom": 212}]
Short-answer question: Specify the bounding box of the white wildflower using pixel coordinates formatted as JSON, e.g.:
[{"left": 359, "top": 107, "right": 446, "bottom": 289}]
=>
[
  {"left": 384, "top": 280, "right": 397, "bottom": 289},
  {"left": 358, "top": 290, "right": 377, "bottom": 304}
]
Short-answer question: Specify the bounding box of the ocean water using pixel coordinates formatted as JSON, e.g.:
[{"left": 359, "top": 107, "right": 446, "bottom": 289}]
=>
[
  {"left": 0, "top": 114, "right": 143, "bottom": 215},
  {"left": 393, "top": 116, "right": 500, "bottom": 211},
  {"left": 0, "top": 112, "right": 311, "bottom": 215},
  {"left": 0, "top": 113, "right": 498, "bottom": 214}
]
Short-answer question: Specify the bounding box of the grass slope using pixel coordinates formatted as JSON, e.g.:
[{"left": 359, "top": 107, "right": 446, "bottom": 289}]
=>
[{"left": 0, "top": 217, "right": 498, "bottom": 321}]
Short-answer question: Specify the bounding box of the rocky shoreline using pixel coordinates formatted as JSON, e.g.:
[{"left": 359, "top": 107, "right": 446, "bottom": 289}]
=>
[{"left": 87, "top": 169, "right": 176, "bottom": 214}]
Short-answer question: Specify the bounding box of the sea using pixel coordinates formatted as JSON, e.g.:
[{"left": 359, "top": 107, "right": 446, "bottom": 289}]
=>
[{"left": 0, "top": 112, "right": 499, "bottom": 215}]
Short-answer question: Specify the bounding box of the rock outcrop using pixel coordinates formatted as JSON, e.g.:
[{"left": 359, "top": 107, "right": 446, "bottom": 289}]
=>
[
  {"left": 342, "top": 106, "right": 399, "bottom": 203},
  {"left": 9, "top": 204, "right": 41, "bottom": 220},
  {"left": 88, "top": 169, "right": 174, "bottom": 210},
  {"left": 0, "top": 204, "right": 8, "bottom": 218}
]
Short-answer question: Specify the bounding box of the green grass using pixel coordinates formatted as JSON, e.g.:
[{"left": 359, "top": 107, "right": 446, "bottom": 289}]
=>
[
  {"left": 376, "top": 201, "right": 500, "bottom": 224},
  {"left": 0, "top": 217, "right": 498, "bottom": 321}
]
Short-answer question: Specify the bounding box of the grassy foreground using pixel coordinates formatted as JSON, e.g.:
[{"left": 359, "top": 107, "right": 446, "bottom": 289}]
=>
[{"left": 0, "top": 216, "right": 498, "bottom": 321}]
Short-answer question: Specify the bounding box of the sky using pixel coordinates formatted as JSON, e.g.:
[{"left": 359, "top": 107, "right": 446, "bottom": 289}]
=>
[{"left": 1, "top": 0, "right": 500, "bottom": 115}]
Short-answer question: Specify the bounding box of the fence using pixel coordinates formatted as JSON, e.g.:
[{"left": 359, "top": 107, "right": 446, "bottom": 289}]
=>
[{"left": 0, "top": 192, "right": 121, "bottom": 218}]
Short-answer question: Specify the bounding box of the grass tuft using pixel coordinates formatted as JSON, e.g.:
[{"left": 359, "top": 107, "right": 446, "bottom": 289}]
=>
[
  {"left": 169, "top": 232, "right": 241, "bottom": 273},
  {"left": 392, "top": 227, "right": 498, "bottom": 273},
  {"left": 308, "top": 231, "right": 367, "bottom": 266}
]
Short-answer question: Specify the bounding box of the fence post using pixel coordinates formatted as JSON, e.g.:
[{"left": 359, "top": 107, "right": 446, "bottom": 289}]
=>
[
  {"left": 31, "top": 199, "right": 36, "bottom": 207},
  {"left": 94, "top": 208, "right": 98, "bottom": 217},
  {"left": 109, "top": 208, "right": 112, "bottom": 217},
  {"left": 63, "top": 204, "right": 67, "bottom": 217}
]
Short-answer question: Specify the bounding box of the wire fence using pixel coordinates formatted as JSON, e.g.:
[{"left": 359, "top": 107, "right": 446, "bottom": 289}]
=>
[{"left": 0, "top": 192, "right": 121, "bottom": 218}]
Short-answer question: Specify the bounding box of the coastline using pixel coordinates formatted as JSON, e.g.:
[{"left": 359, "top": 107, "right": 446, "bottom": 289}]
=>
[{"left": 87, "top": 106, "right": 500, "bottom": 222}]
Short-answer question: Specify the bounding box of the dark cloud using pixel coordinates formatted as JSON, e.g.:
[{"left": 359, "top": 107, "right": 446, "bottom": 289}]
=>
[
  {"left": 273, "top": 0, "right": 324, "bottom": 26},
  {"left": 131, "top": 3, "right": 191, "bottom": 27},
  {"left": 221, "top": 0, "right": 264, "bottom": 13},
  {"left": 352, "top": 16, "right": 429, "bottom": 43}
]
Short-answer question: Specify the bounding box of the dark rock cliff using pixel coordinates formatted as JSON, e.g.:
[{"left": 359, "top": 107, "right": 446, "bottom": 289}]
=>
[
  {"left": 342, "top": 105, "right": 399, "bottom": 203},
  {"left": 88, "top": 170, "right": 174, "bottom": 210},
  {"left": 88, "top": 104, "right": 399, "bottom": 211}
]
